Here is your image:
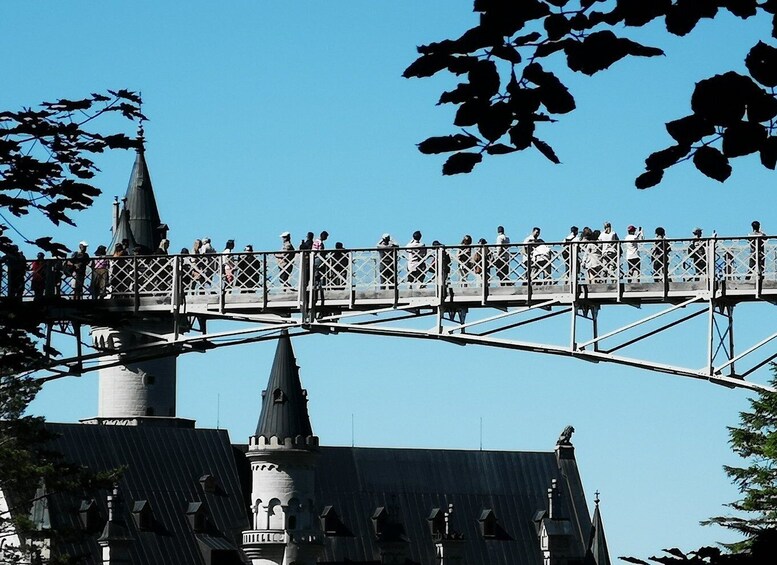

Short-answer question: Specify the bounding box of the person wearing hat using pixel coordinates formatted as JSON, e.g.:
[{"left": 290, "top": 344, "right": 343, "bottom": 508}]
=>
[
  {"left": 748, "top": 220, "right": 765, "bottom": 280},
  {"left": 406, "top": 230, "right": 427, "bottom": 286},
  {"left": 377, "top": 233, "right": 398, "bottom": 289},
  {"left": 237, "top": 243, "right": 261, "bottom": 293},
  {"left": 275, "top": 232, "right": 295, "bottom": 289},
  {"left": 68, "top": 241, "right": 90, "bottom": 299},
  {"left": 688, "top": 228, "right": 706, "bottom": 281},
  {"left": 624, "top": 225, "right": 643, "bottom": 282}
]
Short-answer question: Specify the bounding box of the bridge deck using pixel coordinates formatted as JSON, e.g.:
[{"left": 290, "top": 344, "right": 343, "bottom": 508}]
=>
[{"left": 5, "top": 236, "right": 776, "bottom": 390}]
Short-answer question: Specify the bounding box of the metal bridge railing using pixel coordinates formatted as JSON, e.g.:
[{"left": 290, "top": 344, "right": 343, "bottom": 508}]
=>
[{"left": 1, "top": 236, "right": 775, "bottom": 305}]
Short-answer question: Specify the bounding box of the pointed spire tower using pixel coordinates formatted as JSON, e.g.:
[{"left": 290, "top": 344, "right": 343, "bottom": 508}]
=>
[
  {"left": 89, "top": 128, "right": 179, "bottom": 424},
  {"left": 111, "top": 124, "right": 167, "bottom": 253},
  {"left": 243, "top": 333, "right": 323, "bottom": 565},
  {"left": 585, "top": 493, "right": 611, "bottom": 565}
]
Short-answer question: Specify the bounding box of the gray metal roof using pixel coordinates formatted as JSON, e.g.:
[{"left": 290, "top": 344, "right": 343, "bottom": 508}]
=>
[
  {"left": 41, "top": 423, "right": 249, "bottom": 565},
  {"left": 314, "top": 446, "right": 594, "bottom": 565},
  {"left": 254, "top": 332, "right": 314, "bottom": 440}
]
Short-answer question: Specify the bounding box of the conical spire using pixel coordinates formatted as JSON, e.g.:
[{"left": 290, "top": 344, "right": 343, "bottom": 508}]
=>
[
  {"left": 585, "top": 493, "right": 611, "bottom": 565},
  {"left": 120, "top": 130, "right": 166, "bottom": 252},
  {"left": 255, "top": 332, "right": 314, "bottom": 440}
]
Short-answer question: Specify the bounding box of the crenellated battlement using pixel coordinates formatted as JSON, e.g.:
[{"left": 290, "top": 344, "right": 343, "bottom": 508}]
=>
[{"left": 249, "top": 434, "right": 319, "bottom": 451}]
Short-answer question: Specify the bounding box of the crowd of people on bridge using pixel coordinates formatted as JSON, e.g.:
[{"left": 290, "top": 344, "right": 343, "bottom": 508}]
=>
[{"left": 0, "top": 220, "right": 769, "bottom": 300}]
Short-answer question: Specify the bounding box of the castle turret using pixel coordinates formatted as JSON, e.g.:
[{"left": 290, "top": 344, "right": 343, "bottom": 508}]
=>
[
  {"left": 89, "top": 134, "right": 179, "bottom": 423},
  {"left": 242, "top": 332, "right": 324, "bottom": 565}
]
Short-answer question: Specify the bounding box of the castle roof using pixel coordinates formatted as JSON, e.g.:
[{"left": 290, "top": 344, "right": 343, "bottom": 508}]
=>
[
  {"left": 36, "top": 423, "right": 247, "bottom": 565},
  {"left": 313, "top": 445, "right": 593, "bottom": 565},
  {"left": 254, "top": 331, "right": 314, "bottom": 441}
]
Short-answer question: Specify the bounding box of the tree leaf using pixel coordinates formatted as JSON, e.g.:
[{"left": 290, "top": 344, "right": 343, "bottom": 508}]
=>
[
  {"left": 468, "top": 59, "right": 500, "bottom": 98},
  {"left": 565, "top": 31, "right": 664, "bottom": 76},
  {"left": 645, "top": 144, "right": 691, "bottom": 170},
  {"left": 635, "top": 168, "right": 664, "bottom": 189},
  {"left": 417, "top": 134, "right": 480, "bottom": 155},
  {"left": 760, "top": 136, "right": 777, "bottom": 169},
  {"left": 532, "top": 137, "right": 560, "bottom": 164},
  {"left": 693, "top": 145, "right": 732, "bottom": 181},
  {"left": 485, "top": 143, "right": 518, "bottom": 155},
  {"left": 665, "top": 114, "right": 715, "bottom": 146},
  {"left": 403, "top": 53, "right": 453, "bottom": 79},
  {"left": 745, "top": 41, "right": 777, "bottom": 87},
  {"left": 438, "top": 83, "right": 476, "bottom": 105},
  {"left": 477, "top": 102, "right": 513, "bottom": 142},
  {"left": 509, "top": 120, "right": 535, "bottom": 149},
  {"left": 691, "top": 72, "right": 760, "bottom": 126},
  {"left": 746, "top": 87, "right": 777, "bottom": 122},
  {"left": 454, "top": 99, "right": 489, "bottom": 127},
  {"left": 442, "top": 151, "right": 482, "bottom": 175},
  {"left": 544, "top": 14, "right": 571, "bottom": 41},
  {"left": 721, "top": 121, "right": 767, "bottom": 157},
  {"left": 720, "top": 0, "right": 758, "bottom": 19},
  {"left": 616, "top": 0, "right": 672, "bottom": 26},
  {"left": 490, "top": 44, "right": 521, "bottom": 64},
  {"left": 665, "top": 0, "right": 718, "bottom": 36},
  {"left": 618, "top": 558, "right": 650, "bottom": 565}
]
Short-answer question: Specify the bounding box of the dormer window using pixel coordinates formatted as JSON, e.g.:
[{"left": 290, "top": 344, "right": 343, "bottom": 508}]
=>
[
  {"left": 479, "top": 509, "right": 498, "bottom": 539},
  {"left": 79, "top": 499, "right": 101, "bottom": 532},
  {"left": 320, "top": 506, "right": 340, "bottom": 535},
  {"left": 427, "top": 508, "right": 445, "bottom": 537},
  {"left": 199, "top": 474, "right": 218, "bottom": 494},
  {"left": 272, "top": 388, "right": 286, "bottom": 404},
  {"left": 132, "top": 500, "right": 153, "bottom": 531},
  {"left": 186, "top": 501, "right": 207, "bottom": 532}
]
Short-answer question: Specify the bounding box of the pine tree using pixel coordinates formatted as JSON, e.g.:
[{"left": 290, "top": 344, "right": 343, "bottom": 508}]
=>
[{"left": 704, "top": 365, "right": 777, "bottom": 547}]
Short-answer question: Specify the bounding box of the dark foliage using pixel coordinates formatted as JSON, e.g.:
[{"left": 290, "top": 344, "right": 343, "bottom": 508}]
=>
[
  {"left": 0, "top": 91, "right": 142, "bottom": 562},
  {"left": 621, "top": 529, "right": 777, "bottom": 564},
  {"left": 701, "top": 369, "right": 777, "bottom": 549},
  {"left": 0, "top": 90, "right": 145, "bottom": 255},
  {"left": 405, "top": 1, "right": 777, "bottom": 186}
]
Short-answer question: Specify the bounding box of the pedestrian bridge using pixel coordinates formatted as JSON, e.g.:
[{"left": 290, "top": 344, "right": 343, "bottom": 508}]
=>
[{"left": 6, "top": 236, "right": 776, "bottom": 391}]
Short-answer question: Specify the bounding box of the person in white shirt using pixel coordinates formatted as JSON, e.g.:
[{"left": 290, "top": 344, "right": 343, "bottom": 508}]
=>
[
  {"left": 624, "top": 225, "right": 643, "bottom": 282},
  {"left": 523, "top": 227, "right": 551, "bottom": 282},
  {"left": 599, "top": 222, "right": 619, "bottom": 280},
  {"left": 406, "top": 230, "right": 427, "bottom": 285},
  {"left": 562, "top": 226, "right": 580, "bottom": 279},
  {"left": 494, "top": 225, "right": 511, "bottom": 285}
]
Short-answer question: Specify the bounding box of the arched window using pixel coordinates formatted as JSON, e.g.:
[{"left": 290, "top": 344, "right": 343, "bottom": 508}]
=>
[{"left": 267, "top": 498, "right": 283, "bottom": 530}]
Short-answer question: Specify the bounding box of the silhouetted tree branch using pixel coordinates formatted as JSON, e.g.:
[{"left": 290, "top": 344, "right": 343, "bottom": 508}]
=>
[
  {"left": 0, "top": 90, "right": 143, "bottom": 563},
  {"left": 404, "top": 0, "right": 777, "bottom": 187}
]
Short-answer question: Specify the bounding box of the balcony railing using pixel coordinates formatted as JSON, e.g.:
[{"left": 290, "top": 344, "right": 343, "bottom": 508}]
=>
[{"left": 2, "top": 236, "right": 774, "bottom": 306}]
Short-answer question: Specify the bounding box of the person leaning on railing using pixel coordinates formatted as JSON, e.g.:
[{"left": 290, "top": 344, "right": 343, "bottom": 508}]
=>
[
  {"left": 377, "top": 233, "right": 398, "bottom": 290},
  {"left": 91, "top": 245, "right": 109, "bottom": 299},
  {"left": 652, "top": 227, "right": 668, "bottom": 282},
  {"left": 748, "top": 220, "right": 765, "bottom": 280},
  {"left": 687, "top": 228, "right": 706, "bottom": 281}
]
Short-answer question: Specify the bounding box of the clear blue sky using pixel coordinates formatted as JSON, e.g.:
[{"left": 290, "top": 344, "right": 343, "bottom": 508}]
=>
[{"left": 4, "top": 1, "right": 777, "bottom": 560}]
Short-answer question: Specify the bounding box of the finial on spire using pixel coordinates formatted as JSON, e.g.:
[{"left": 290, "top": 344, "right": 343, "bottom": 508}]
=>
[
  {"left": 136, "top": 92, "right": 145, "bottom": 150},
  {"left": 594, "top": 490, "right": 600, "bottom": 505}
]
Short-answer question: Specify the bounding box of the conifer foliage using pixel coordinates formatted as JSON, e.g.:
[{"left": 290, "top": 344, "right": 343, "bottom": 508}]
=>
[
  {"left": 404, "top": 0, "right": 777, "bottom": 186},
  {"left": 705, "top": 368, "right": 777, "bottom": 542}
]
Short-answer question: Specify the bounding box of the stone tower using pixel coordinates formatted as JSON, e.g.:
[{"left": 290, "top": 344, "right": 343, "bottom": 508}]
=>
[
  {"left": 90, "top": 135, "right": 177, "bottom": 422},
  {"left": 242, "top": 332, "right": 324, "bottom": 565}
]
